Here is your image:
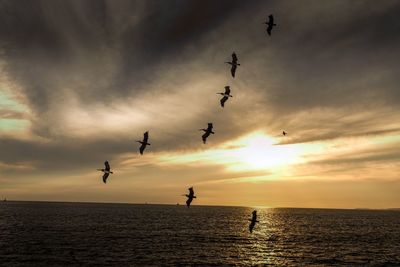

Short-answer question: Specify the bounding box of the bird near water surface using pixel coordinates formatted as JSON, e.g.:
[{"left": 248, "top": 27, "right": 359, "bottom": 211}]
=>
[
  {"left": 217, "top": 86, "right": 233, "bottom": 108},
  {"left": 183, "top": 187, "right": 197, "bottom": 207},
  {"left": 225, "top": 52, "right": 240, "bottom": 78},
  {"left": 97, "top": 161, "right": 113, "bottom": 184},
  {"left": 249, "top": 210, "right": 260, "bottom": 233},
  {"left": 136, "top": 131, "right": 151, "bottom": 155}
]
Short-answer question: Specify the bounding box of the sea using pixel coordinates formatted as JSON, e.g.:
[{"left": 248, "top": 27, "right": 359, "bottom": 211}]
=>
[{"left": 0, "top": 201, "right": 399, "bottom": 266}]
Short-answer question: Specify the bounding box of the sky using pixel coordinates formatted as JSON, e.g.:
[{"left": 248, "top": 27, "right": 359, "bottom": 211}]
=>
[{"left": 0, "top": 0, "right": 399, "bottom": 209}]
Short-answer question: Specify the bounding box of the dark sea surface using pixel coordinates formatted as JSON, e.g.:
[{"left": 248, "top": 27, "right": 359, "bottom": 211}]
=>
[{"left": 0, "top": 201, "right": 399, "bottom": 266}]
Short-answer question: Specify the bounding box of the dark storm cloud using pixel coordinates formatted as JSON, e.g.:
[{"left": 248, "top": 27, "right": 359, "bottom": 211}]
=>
[
  {"left": 0, "top": 136, "right": 131, "bottom": 172},
  {"left": 249, "top": 1, "right": 400, "bottom": 113},
  {"left": 0, "top": 0, "right": 248, "bottom": 108}
]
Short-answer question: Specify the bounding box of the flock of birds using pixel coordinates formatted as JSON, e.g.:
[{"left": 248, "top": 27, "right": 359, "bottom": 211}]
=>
[{"left": 97, "top": 15, "right": 278, "bottom": 233}]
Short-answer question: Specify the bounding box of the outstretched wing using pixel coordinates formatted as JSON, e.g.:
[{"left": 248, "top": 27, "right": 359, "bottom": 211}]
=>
[
  {"left": 104, "top": 161, "right": 110, "bottom": 171},
  {"left": 202, "top": 132, "right": 209, "bottom": 144},
  {"left": 249, "top": 221, "right": 255, "bottom": 233},
  {"left": 269, "top": 15, "right": 274, "bottom": 24},
  {"left": 189, "top": 187, "right": 194, "bottom": 195},
  {"left": 207, "top": 123, "right": 213, "bottom": 131},
  {"left": 186, "top": 198, "right": 192, "bottom": 207},
  {"left": 220, "top": 96, "right": 228, "bottom": 107},
  {"left": 103, "top": 173, "right": 109, "bottom": 184},
  {"left": 267, "top": 26, "right": 272, "bottom": 36},
  {"left": 143, "top": 131, "right": 149, "bottom": 143},
  {"left": 232, "top": 52, "right": 237, "bottom": 62},
  {"left": 139, "top": 143, "right": 146, "bottom": 155},
  {"left": 231, "top": 65, "right": 236, "bottom": 78},
  {"left": 224, "top": 86, "right": 230, "bottom": 95}
]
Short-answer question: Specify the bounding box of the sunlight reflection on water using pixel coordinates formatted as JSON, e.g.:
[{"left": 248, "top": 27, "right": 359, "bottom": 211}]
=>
[{"left": 1, "top": 202, "right": 399, "bottom": 266}]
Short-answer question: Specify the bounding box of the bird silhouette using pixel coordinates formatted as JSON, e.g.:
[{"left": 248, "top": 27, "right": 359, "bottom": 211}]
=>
[
  {"left": 136, "top": 131, "right": 151, "bottom": 155},
  {"left": 199, "top": 123, "right": 215, "bottom": 144},
  {"left": 217, "top": 86, "right": 233, "bottom": 108},
  {"left": 97, "top": 161, "right": 113, "bottom": 184},
  {"left": 183, "top": 187, "right": 197, "bottom": 207},
  {"left": 282, "top": 131, "right": 287, "bottom": 136},
  {"left": 249, "top": 210, "right": 260, "bottom": 233},
  {"left": 263, "top": 15, "right": 277, "bottom": 36},
  {"left": 225, "top": 52, "right": 240, "bottom": 78}
]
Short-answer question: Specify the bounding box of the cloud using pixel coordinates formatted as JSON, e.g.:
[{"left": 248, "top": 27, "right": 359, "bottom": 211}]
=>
[{"left": 0, "top": 1, "right": 399, "bottom": 206}]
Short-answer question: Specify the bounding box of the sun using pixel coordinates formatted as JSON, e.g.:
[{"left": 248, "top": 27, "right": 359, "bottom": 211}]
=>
[{"left": 225, "top": 132, "right": 302, "bottom": 171}]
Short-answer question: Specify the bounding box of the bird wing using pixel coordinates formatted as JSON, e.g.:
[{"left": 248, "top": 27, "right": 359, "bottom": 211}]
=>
[
  {"left": 220, "top": 96, "right": 228, "bottom": 107},
  {"left": 232, "top": 52, "right": 237, "bottom": 62},
  {"left": 267, "top": 26, "right": 272, "bottom": 35},
  {"left": 143, "top": 131, "right": 149, "bottom": 143},
  {"left": 104, "top": 161, "right": 110, "bottom": 171},
  {"left": 139, "top": 143, "right": 146, "bottom": 155},
  {"left": 186, "top": 198, "right": 192, "bottom": 207},
  {"left": 103, "top": 173, "right": 109, "bottom": 183},
  {"left": 269, "top": 15, "right": 274, "bottom": 24},
  {"left": 207, "top": 123, "right": 213, "bottom": 131},
  {"left": 225, "top": 86, "right": 230, "bottom": 95},
  {"left": 189, "top": 187, "right": 194, "bottom": 195},
  {"left": 202, "top": 132, "right": 209, "bottom": 143},
  {"left": 231, "top": 65, "right": 236, "bottom": 77}
]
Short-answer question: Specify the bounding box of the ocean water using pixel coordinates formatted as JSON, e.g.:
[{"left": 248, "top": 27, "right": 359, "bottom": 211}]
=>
[{"left": 0, "top": 202, "right": 399, "bottom": 266}]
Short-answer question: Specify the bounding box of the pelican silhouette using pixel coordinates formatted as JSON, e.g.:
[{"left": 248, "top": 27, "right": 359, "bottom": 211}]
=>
[
  {"left": 282, "top": 131, "right": 287, "bottom": 136},
  {"left": 183, "top": 187, "right": 197, "bottom": 207},
  {"left": 217, "top": 86, "right": 233, "bottom": 108},
  {"left": 249, "top": 210, "right": 259, "bottom": 233},
  {"left": 199, "top": 123, "right": 215, "bottom": 144},
  {"left": 97, "top": 161, "right": 113, "bottom": 184},
  {"left": 225, "top": 52, "right": 240, "bottom": 78},
  {"left": 136, "top": 131, "right": 151, "bottom": 155},
  {"left": 263, "top": 15, "right": 276, "bottom": 36}
]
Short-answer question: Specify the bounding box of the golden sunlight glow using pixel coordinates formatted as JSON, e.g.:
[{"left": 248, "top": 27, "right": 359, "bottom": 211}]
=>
[
  {"left": 225, "top": 132, "right": 302, "bottom": 171},
  {"left": 156, "top": 131, "right": 323, "bottom": 173}
]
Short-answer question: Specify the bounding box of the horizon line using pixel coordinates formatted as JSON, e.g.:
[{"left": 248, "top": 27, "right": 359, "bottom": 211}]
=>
[{"left": 2, "top": 199, "right": 399, "bottom": 211}]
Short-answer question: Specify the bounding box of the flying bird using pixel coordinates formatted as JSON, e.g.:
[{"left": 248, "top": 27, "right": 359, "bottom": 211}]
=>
[
  {"left": 97, "top": 161, "right": 113, "bottom": 184},
  {"left": 248, "top": 210, "right": 260, "bottom": 233},
  {"left": 263, "top": 15, "right": 277, "bottom": 36},
  {"left": 183, "top": 187, "right": 197, "bottom": 207},
  {"left": 282, "top": 131, "right": 287, "bottom": 136},
  {"left": 199, "top": 123, "right": 215, "bottom": 144},
  {"left": 136, "top": 131, "right": 151, "bottom": 155},
  {"left": 225, "top": 52, "right": 240, "bottom": 78},
  {"left": 217, "top": 86, "right": 233, "bottom": 108}
]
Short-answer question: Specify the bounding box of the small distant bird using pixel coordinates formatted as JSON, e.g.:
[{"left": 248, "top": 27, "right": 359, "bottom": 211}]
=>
[
  {"left": 217, "top": 86, "right": 233, "bottom": 108},
  {"left": 183, "top": 187, "right": 197, "bottom": 207},
  {"left": 97, "top": 161, "right": 113, "bottom": 184},
  {"left": 225, "top": 52, "right": 240, "bottom": 78},
  {"left": 282, "top": 131, "right": 287, "bottom": 136},
  {"left": 136, "top": 131, "right": 151, "bottom": 155},
  {"left": 199, "top": 123, "right": 215, "bottom": 144},
  {"left": 249, "top": 210, "right": 260, "bottom": 233},
  {"left": 263, "top": 15, "right": 277, "bottom": 36}
]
